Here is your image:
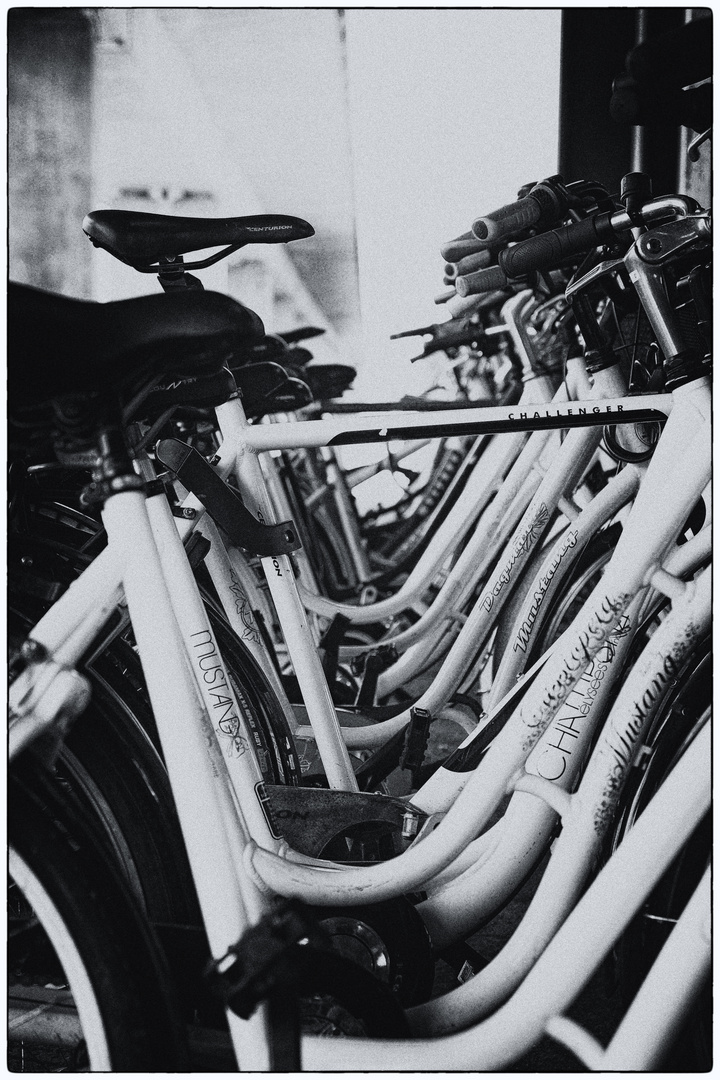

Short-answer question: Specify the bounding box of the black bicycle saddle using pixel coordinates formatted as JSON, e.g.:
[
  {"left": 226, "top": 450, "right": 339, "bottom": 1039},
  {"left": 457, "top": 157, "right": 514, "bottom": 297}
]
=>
[
  {"left": 83, "top": 210, "right": 314, "bottom": 269},
  {"left": 8, "top": 282, "right": 265, "bottom": 406}
]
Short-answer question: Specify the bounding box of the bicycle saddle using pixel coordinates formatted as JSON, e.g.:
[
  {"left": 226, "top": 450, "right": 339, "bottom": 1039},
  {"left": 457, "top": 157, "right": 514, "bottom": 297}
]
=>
[
  {"left": 83, "top": 210, "right": 314, "bottom": 268},
  {"left": 234, "top": 362, "right": 314, "bottom": 418},
  {"left": 245, "top": 336, "right": 314, "bottom": 367},
  {"left": 294, "top": 364, "right": 357, "bottom": 401},
  {"left": 8, "top": 282, "right": 265, "bottom": 406}
]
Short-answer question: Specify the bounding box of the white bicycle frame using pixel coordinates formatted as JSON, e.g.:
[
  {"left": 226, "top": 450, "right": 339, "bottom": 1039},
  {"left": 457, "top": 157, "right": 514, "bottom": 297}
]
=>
[
  {"left": 156, "top": 262, "right": 659, "bottom": 774},
  {"left": 206, "top": 289, "right": 564, "bottom": 687},
  {"left": 301, "top": 715, "right": 710, "bottom": 1070},
  {"left": 168, "top": 371, "right": 667, "bottom": 781},
  {"left": 15, "top": 371, "right": 703, "bottom": 859},
  {"left": 195, "top": 206, "right": 710, "bottom": 783},
  {"left": 244, "top": 374, "right": 710, "bottom": 903},
  {"left": 276, "top": 290, "right": 564, "bottom": 628},
  {"left": 260, "top": 289, "right": 559, "bottom": 609}
]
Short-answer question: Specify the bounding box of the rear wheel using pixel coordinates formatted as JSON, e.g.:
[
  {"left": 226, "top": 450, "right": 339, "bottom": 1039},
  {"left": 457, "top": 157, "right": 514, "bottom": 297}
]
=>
[{"left": 9, "top": 761, "right": 189, "bottom": 1071}]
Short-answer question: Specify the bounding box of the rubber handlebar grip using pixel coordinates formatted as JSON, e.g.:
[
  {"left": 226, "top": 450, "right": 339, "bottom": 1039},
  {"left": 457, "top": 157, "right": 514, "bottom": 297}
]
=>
[
  {"left": 499, "top": 214, "right": 605, "bottom": 278},
  {"left": 455, "top": 264, "right": 508, "bottom": 297},
  {"left": 455, "top": 248, "right": 493, "bottom": 276},
  {"left": 472, "top": 195, "right": 542, "bottom": 242},
  {"left": 441, "top": 233, "right": 492, "bottom": 262}
]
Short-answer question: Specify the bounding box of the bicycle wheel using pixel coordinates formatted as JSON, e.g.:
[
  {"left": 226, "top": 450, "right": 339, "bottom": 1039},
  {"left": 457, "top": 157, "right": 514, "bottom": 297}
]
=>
[
  {"left": 205, "top": 599, "right": 302, "bottom": 786},
  {"left": 278, "top": 449, "right": 362, "bottom": 599},
  {"left": 9, "top": 760, "right": 189, "bottom": 1072},
  {"left": 608, "top": 641, "right": 711, "bottom": 1071},
  {"left": 10, "top": 607, "right": 198, "bottom": 915}
]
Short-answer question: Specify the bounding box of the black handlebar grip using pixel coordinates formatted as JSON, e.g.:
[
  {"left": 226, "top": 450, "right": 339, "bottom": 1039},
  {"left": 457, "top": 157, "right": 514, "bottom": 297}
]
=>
[
  {"left": 473, "top": 178, "right": 572, "bottom": 243},
  {"left": 455, "top": 264, "right": 508, "bottom": 297},
  {"left": 472, "top": 195, "right": 543, "bottom": 242},
  {"left": 499, "top": 214, "right": 608, "bottom": 278},
  {"left": 441, "top": 233, "right": 492, "bottom": 262}
]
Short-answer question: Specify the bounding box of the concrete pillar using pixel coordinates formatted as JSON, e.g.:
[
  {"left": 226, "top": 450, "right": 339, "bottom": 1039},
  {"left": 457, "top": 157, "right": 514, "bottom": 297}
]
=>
[{"left": 9, "top": 9, "right": 94, "bottom": 296}]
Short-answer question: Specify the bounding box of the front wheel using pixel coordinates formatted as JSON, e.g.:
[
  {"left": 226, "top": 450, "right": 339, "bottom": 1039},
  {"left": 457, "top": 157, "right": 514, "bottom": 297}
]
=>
[
  {"left": 608, "top": 640, "right": 712, "bottom": 1071},
  {"left": 9, "top": 761, "right": 189, "bottom": 1072}
]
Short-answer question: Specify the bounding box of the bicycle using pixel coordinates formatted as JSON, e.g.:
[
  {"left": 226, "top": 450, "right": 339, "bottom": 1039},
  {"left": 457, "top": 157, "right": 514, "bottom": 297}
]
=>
[
  {"left": 10, "top": 171, "right": 710, "bottom": 1070},
  {"left": 14, "top": 185, "right": 708, "bottom": 810}
]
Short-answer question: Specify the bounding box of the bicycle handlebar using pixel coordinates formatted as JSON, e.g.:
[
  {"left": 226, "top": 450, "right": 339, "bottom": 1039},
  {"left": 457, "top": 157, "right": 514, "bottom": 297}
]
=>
[
  {"left": 455, "top": 249, "right": 493, "bottom": 276},
  {"left": 501, "top": 213, "right": 614, "bottom": 278},
  {"left": 472, "top": 195, "right": 542, "bottom": 241},
  {"left": 455, "top": 265, "right": 509, "bottom": 297},
  {"left": 440, "top": 232, "right": 490, "bottom": 262},
  {"left": 472, "top": 176, "right": 570, "bottom": 243},
  {"left": 456, "top": 213, "right": 616, "bottom": 295},
  {"left": 456, "top": 195, "right": 701, "bottom": 297}
]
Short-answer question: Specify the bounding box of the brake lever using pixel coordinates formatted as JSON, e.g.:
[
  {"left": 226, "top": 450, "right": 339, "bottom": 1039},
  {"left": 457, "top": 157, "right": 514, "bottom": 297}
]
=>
[{"left": 687, "top": 127, "right": 711, "bottom": 162}]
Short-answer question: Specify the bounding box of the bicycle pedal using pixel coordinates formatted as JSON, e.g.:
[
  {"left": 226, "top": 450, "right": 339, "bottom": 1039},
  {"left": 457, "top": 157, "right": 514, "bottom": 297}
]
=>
[
  {"left": 354, "top": 644, "right": 398, "bottom": 708},
  {"left": 400, "top": 707, "right": 432, "bottom": 786},
  {"left": 206, "top": 899, "right": 330, "bottom": 1020}
]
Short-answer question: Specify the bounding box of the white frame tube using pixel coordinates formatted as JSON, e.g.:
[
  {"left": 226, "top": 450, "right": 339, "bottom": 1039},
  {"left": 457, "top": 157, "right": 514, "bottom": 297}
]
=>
[
  {"left": 411, "top": 563, "right": 710, "bottom": 1029},
  {"left": 102, "top": 488, "right": 276, "bottom": 1071},
  {"left": 300, "top": 719, "right": 710, "bottom": 1070},
  {"left": 216, "top": 397, "right": 359, "bottom": 792},
  {"left": 598, "top": 865, "right": 710, "bottom": 1070},
  {"left": 248, "top": 382, "right": 709, "bottom": 904}
]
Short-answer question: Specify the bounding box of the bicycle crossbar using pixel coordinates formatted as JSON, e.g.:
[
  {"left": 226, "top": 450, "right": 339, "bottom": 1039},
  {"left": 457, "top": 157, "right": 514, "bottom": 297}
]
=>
[{"left": 240, "top": 396, "right": 672, "bottom": 451}]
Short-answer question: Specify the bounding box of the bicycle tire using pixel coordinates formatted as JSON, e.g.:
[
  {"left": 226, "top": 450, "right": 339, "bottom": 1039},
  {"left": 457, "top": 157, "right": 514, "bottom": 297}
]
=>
[
  {"left": 10, "top": 605, "right": 199, "bottom": 919},
  {"left": 207, "top": 599, "right": 302, "bottom": 786},
  {"left": 362, "top": 437, "right": 483, "bottom": 586},
  {"left": 278, "top": 449, "right": 362, "bottom": 599},
  {"left": 9, "top": 759, "right": 189, "bottom": 1072},
  {"left": 607, "top": 641, "right": 711, "bottom": 1072}
]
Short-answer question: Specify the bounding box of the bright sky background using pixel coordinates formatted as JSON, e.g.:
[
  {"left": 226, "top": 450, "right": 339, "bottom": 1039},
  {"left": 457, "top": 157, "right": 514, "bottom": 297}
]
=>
[{"left": 344, "top": 9, "right": 562, "bottom": 399}]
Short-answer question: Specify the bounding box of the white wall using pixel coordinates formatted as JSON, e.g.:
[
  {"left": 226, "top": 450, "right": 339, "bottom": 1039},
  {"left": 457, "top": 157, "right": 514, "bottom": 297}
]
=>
[{"left": 344, "top": 9, "right": 562, "bottom": 398}]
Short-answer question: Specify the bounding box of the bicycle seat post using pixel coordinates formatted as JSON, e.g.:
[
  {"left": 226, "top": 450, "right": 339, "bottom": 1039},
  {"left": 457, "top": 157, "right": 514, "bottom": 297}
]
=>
[{"left": 157, "top": 254, "right": 205, "bottom": 293}]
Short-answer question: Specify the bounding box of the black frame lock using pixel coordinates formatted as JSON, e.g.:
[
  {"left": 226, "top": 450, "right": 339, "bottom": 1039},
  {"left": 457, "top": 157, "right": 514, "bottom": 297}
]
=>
[
  {"left": 155, "top": 438, "right": 302, "bottom": 558},
  {"left": 206, "top": 896, "right": 411, "bottom": 1054}
]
